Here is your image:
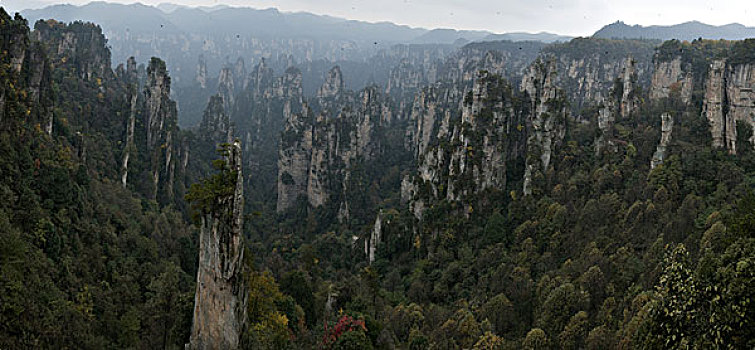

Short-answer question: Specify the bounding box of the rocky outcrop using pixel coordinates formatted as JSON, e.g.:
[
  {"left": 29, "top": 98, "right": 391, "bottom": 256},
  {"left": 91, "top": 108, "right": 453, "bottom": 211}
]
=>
[
  {"left": 277, "top": 105, "right": 313, "bottom": 212},
  {"left": 2, "top": 12, "right": 29, "bottom": 75},
  {"left": 187, "top": 141, "right": 247, "bottom": 350},
  {"left": 542, "top": 38, "right": 655, "bottom": 114},
  {"left": 120, "top": 58, "right": 139, "bottom": 187},
  {"left": 33, "top": 19, "right": 112, "bottom": 82},
  {"left": 407, "top": 71, "right": 531, "bottom": 218},
  {"left": 405, "top": 84, "right": 460, "bottom": 160},
  {"left": 651, "top": 113, "right": 674, "bottom": 169},
  {"left": 233, "top": 57, "right": 247, "bottom": 91},
  {"left": 200, "top": 95, "right": 233, "bottom": 145},
  {"left": 702, "top": 59, "right": 732, "bottom": 150},
  {"left": 236, "top": 64, "right": 304, "bottom": 206},
  {"left": 595, "top": 57, "right": 639, "bottom": 155},
  {"left": 724, "top": 62, "right": 755, "bottom": 150},
  {"left": 0, "top": 10, "right": 53, "bottom": 129},
  {"left": 196, "top": 55, "right": 207, "bottom": 89},
  {"left": 700, "top": 57, "right": 755, "bottom": 154},
  {"left": 318, "top": 65, "right": 344, "bottom": 100},
  {"left": 217, "top": 67, "right": 235, "bottom": 115},
  {"left": 144, "top": 58, "right": 180, "bottom": 201},
  {"left": 521, "top": 59, "right": 567, "bottom": 196},
  {"left": 366, "top": 211, "right": 383, "bottom": 264},
  {"left": 648, "top": 40, "right": 755, "bottom": 154},
  {"left": 276, "top": 69, "right": 392, "bottom": 216},
  {"left": 650, "top": 57, "right": 693, "bottom": 103}
]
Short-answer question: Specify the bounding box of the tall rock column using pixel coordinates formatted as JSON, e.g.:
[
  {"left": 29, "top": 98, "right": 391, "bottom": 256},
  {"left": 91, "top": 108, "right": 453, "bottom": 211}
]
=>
[
  {"left": 651, "top": 113, "right": 674, "bottom": 169},
  {"left": 187, "top": 140, "right": 247, "bottom": 350},
  {"left": 144, "top": 58, "right": 179, "bottom": 202},
  {"left": 702, "top": 59, "right": 731, "bottom": 151},
  {"left": 521, "top": 59, "right": 567, "bottom": 196}
]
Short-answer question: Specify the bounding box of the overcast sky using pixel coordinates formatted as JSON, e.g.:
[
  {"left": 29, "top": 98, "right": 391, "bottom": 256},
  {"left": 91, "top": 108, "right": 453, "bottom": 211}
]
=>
[{"left": 2, "top": 0, "right": 752, "bottom": 36}]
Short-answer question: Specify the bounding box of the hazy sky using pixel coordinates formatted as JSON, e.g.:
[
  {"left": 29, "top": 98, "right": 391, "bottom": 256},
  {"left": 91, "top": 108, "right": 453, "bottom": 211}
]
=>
[{"left": 3, "top": 0, "right": 753, "bottom": 36}]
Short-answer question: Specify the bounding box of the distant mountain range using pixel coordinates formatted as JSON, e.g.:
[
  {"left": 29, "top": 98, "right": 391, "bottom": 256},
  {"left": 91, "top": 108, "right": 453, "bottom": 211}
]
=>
[
  {"left": 482, "top": 32, "right": 573, "bottom": 43},
  {"left": 15, "top": 2, "right": 571, "bottom": 45},
  {"left": 593, "top": 21, "right": 755, "bottom": 41},
  {"left": 9, "top": 2, "right": 755, "bottom": 44}
]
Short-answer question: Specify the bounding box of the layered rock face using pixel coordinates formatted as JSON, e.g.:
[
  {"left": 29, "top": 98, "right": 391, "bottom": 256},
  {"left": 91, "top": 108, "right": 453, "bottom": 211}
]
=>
[
  {"left": 196, "top": 55, "right": 208, "bottom": 89},
  {"left": 187, "top": 141, "right": 247, "bottom": 350},
  {"left": 366, "top": 211, "right": 383, "bottom": 264},
  {"left": 650, "top": 57, "right": 693, "bottom": 103},
  {"left": 406, "top": 72, "right": 530, "bottom": 218},
  {"left": 144, "top": 58, "right": 181, "bottom": 202},
  {"left": 33, "top": 19, "right": 112, "bottom": 82},
  {"left": 541, "top": 38, "right": 655, "bottom": 114},
  {"left": 200, "top": 95, "right": 233, "bottom": 145},
  {"left": 651, "top": 113, "right": 674, "bottom": 169},
  {"left": 277, "top": 105, "right": 313, "bottom": 212},
  {"left": 318, "top": 65, "right": 344, "bottom": 99},
  {"left": 234, "top": 62, "right": 305, "bottom": 204},
  {"left": 217, "top": 67, "right": 235, "bottom": 116},
  {"left": 702, "top": 59, "right": 732, "bottom": 150},
  {"left": 595, "top": 57, "right": 640, "bottom": 155},
  {"left": 522, "top": 59, "right": 568, "bottom": 196},
  {"left": 703, "top": 59, "right": 755, "bottom": 154},
  {"left": 652, "top": 40, "right": 755, "bottom": 154},
  {"left": 26, "top": 16, "right": 188, "bottom": 205},
  {"left": 405, "top": 85, "right": 461, "bottom": 160},
  {"left": 277, "top": 66, "right": 392, "bottom": 216},
  {"left": 0, "top": 11, "right": 53, "bottom": 130},
  {"left": 724, "top": 61, "right": 755, "bottom": 150},
  {"left": 120, "top": 57, "right": 139, "bottom": 187}
]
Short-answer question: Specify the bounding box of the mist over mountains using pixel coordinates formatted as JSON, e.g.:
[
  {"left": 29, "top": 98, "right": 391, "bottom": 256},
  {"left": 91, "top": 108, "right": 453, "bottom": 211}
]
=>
[
  {"left": 2, "top": 2, "right": 755, "bottom": 348},
  {"left": 15, "top": 2, "right": 755, "bottom": 129}
]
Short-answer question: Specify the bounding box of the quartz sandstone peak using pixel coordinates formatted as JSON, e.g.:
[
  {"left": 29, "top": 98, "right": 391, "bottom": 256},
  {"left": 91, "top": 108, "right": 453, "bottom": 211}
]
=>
[
  {"left": 318, "top": 65, "right": 344, "bottom": 99},
  {"left": 187, "top": 140, "right": 247, "bottom": 350},
  {"left": 521, "top": 58, "right": 567, "bottom": 196}
]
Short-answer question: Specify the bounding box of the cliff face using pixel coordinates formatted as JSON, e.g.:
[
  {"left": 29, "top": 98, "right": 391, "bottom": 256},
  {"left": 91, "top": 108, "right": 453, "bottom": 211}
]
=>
[
  {"left": 651, "top": 112, "right": 674, "bottom": 169},
  {"left": 120, "top": 57, "right": 139, "bottom": 187},
  {"left": 277, "top": 105, "right": 313, "bottom": 212},
  {"left": 187, "top": 141, "right": 247, "bottom": 350},
  {"left": 0, "top": 11, "right": 53, "bottom": 130},
  {"left": 703, "top": 59, "right": 755, "bottom": 154},
  {"left": 144, "top": 58, "right": 181, "bottom": 202},
  {"left": 217, "top": 67, "right": 235, "bottom": 117},
  {"left": 724, "top": 62, "right": 755, "bottom": 151},
  {"left": 702, "top": 59, "right": 732, "bottom": 150},
  {"left": 200, "top": 95, "right": 233, "bottom": 145},
  {"left": 33, "top": 19, "right": 112, "bottom": 82},
  {"left": 651, "top": 40, "right": 755, "bottom": 154},
  {"left": 235, "top": 63, "right": 304, "bottom": 205},
  {"left": 595, "top": 57, "right": 640, "bottom": 155},
  {"left": 277, "top": 66, "right": 392, "bottom": 217},
  {"left": 521, "top": 59, "right": 568, "bottom": 196},
  {"left": 406, "top": 71, "right": 532, "bottom": 218},
  {"left": 196, "top": 55, "right": 207, "bottom": 89},
  {"left": 405, "top": 85, "right": 461, "bottom": 160},
  {"left": 650, "top": 57, "right": 693, "bottom": 103},
  {"left": 541, "top": 38, "right": 655, "bottom": 115},
  {"left": 435, "top": 41, "right": 545, "bottom": 86}
]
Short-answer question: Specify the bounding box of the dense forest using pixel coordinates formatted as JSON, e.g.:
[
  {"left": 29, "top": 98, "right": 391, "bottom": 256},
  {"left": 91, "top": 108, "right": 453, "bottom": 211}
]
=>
[{"left": 1, "top": 7, "right": 754, "bottom": 350}]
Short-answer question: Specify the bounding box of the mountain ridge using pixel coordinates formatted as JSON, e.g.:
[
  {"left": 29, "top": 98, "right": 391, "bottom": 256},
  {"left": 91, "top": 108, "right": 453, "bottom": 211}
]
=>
[
  {"left": 594, "top": 20, "right": 755, "bottom": 41},
  {"left": 17, "top": 1, "right": 572, "bottom": 45}
]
